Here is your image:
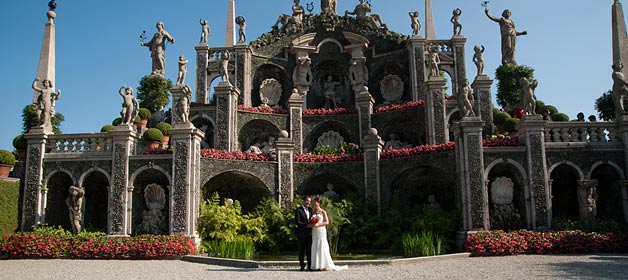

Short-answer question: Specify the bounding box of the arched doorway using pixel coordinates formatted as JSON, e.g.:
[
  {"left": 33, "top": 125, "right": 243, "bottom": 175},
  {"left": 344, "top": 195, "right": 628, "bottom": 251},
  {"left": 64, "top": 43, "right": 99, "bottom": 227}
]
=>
[
  {"left": 192, "top": 117, "right": 215, "bottom": 149},
  {"left": 389, "top": 166, "right": 456, "bottom": 211},
  {"left": 81, "top": 171, "right": 109, "bottom": 232},
  {"left": 590, "top": 164, "right": 625, "bottom": 221},
  {"left": 202, "top": 171, "right": 270, "bottom": 213},
  {"left": 238, "top": 119, "right": 281, "bottom": 152},
  {"left": 132, "top": 169, "right": 170, "bottom": 235},
  {"left": 486, "top": 162, "right": 527, "bottom": 230},
  {"left": 45, "top": 171, "right": 74, "bottom": 230},
  {"left": 550, "top": 164, "right": 580, "bottom": 220}
]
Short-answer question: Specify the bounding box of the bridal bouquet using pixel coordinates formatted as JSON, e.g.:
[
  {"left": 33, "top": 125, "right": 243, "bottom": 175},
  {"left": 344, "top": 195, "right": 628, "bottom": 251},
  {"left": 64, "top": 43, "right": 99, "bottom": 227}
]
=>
[{"left": 310, "top": 217, "right": 319, "bottom": 224}]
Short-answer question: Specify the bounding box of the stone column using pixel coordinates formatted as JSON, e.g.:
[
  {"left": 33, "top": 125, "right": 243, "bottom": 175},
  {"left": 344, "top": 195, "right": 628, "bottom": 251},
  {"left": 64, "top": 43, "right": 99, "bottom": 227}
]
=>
[
  {"left": 519, "top": 115, "right": 550, "bottom": 229},
  {"left": 425, "top": 77, "right": 447, "bottom": 144},
  {"left": 21, "top": 127, "right": 49, "bottom": 231},
  {"left": 451, "top": 35, "right": 467, "bottom": 98},
  {"left": 362, "top": 128, "right": 384, "bottom": 215},
  {"left": 355, "top": 87, "right": 375, "bottom": 142},
  {"left": 408, "top": 37, "right": 427, "bottom": 101},
  {"left": 195, "top": 44, "right": 210, "bottom": 104},
  {"left": 619, "top": 180, "right": 628, "bottom": 223},
  {"left": 234, "top": 44, "right": 252, "bottom": 106},
  {"left": 108, "top": 125, "right": 138, "bottom": 236},
  {"left": 453, "top": 117, "right": 488, "bottom": 231},
  {"left": 472, "top": 75, "right": 494, "bottom": 135},
  {"left": 275, "top": 130, "right": 294, "bottom": 207},
  {"left": 169, "top": 122, "right": 205, "bottom": 240},
  {"left": 288, "top": 91, "right": 304, "bottom": 154},
  {"left": 214, "top": 82, "right": 239, "bottom": 151}
]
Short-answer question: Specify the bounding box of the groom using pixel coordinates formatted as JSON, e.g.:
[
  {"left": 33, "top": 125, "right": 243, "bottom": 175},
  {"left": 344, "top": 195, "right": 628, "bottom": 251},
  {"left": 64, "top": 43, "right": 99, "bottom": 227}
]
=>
[{"left": 295, "top": 196, "right": 312, "bottom": 271}]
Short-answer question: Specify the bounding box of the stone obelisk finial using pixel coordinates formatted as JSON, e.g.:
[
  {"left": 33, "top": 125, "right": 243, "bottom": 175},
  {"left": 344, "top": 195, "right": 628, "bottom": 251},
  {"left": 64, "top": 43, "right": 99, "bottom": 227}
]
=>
[
  {"left": 613, "top": 0, "right": 628, "bottom": 78},
  {"left": 425, "top": 0, "right": 436, "bottom": 40},
  {"left": 225, "top": 0, "right": 236, "bottom": 47},
  {"left": 33, "top": 0, "right": 57, "bottom": 104}
]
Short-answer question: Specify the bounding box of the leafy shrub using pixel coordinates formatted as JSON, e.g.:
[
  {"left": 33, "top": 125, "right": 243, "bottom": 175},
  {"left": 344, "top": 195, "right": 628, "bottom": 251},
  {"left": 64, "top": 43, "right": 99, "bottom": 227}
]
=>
[
  {"left": 138, "top": 108, "right": 152, "bottom": 120},
  {"left": 252, "top": 198, "right": 296, "bottom": 253},
  {"left": 495, "top": 64, "right": 535, "bottom": 112},
  {"left": 552, "top": 217, "right": 628, "bottom": 233},
  {"left": 402, "top": 231, "right": 443, "bottom": 257},
  {"left": 551, "top": 112, "right": 569, "bottom": 122},
  {"left": 0, "top": 150, "right": 16, "bottom": 165},
  {"left": 534, "top": 100, "right": 546, "bottom": 115},
  {"left": 112, "top": 118, "right": 122, "bottom": 126},
  {"left": 100, "top": 125, "right": 115, "bottom": 132},
  {"left": 142, "top": 128, "right": 163, "bottom": 142},
  {"left": 206, "top": 237, "right": 255, "bottom": 260},
  {"left": 313, "top": 142, "right": 360, "bottom": 155},
  {"left": 544, "top": 105, "right": 558, "bottom": 115},
  {"left": 0, "top": 180, "right": 19, "bottom": 234},
  {"left": 503, "top": 118, "right": 520, "bottom": 132},
  {"left": 493, "top": 111, "right": 511, "bottom": 127},
  {"left": 155, "top": 122, "right": 172, "bottom": 136},
  {"left": 12, "top": 134, "right": 27, "bottom": 150},
  {"left": 137, "top": 75, "right": 173, "bottom": 113},
  {"left": 133, "top": 115, "right": 141, "bottom": 125}
]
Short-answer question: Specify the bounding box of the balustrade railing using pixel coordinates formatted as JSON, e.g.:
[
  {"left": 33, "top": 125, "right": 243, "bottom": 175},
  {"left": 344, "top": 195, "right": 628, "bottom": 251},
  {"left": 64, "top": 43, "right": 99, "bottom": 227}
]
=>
[
  {"left": 544, "top": 122, "right": 618, "bottom": 143},
  {"left": 428, "top": 40, "right": 453, "bottom": 54},
  {"left": 47, "top": 133, "right": 113, "bottom": 154}
]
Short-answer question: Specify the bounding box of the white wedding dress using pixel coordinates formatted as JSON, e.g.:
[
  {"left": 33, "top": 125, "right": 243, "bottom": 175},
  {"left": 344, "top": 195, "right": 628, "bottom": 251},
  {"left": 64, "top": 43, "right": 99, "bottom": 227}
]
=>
[{"left": 310, "top": 213, "right": 348, "bottom": 271}]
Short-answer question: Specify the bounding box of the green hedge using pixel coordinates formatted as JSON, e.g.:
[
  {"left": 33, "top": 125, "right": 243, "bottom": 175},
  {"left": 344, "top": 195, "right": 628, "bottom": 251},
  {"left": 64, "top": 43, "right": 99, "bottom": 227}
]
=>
[{"left": 0, "top": 180, "right": 19, "bottom": 235}]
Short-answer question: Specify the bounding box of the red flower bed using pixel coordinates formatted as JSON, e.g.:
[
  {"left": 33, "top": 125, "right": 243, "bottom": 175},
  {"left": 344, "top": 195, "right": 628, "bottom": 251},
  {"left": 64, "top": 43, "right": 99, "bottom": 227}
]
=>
[
  {"left": 237, "top": 105, "right": 288, "bottom": 114},
  {"left": 0, "top": 233, "right": 196, "bottom": 259},
  {"left": 375, "top": 100, "right": 425, "bottom": 113},
  {"left": 465, "top": 230, "right": 628, "bottom": 257},
  {"left": 482, "top": 138, "right": 520, "bottom": 147},
  {"left": 200, "top": 148, "right": 274, "bottom": 161},
  {"left": 294, "top": 153, "right": 364, "bottom": 163},
  {"left": 381, "top": 142, "right": 455, "bottom": 159},
  {"left": 303, "top": 108, "right": 357, "bottom": 116}
]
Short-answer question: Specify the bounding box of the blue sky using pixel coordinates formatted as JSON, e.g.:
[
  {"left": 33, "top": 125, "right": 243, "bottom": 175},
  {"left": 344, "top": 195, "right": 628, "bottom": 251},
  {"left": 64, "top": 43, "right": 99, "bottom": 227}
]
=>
[{"left": 0, "top": 0, "right": 613, "bottom": 151}]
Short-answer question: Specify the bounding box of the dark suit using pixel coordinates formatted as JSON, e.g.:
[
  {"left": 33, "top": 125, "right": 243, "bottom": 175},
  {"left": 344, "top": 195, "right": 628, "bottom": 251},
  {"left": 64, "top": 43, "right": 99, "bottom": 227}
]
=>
[{"left": 295, "top": 205, "right": 312, "bottom": 270}]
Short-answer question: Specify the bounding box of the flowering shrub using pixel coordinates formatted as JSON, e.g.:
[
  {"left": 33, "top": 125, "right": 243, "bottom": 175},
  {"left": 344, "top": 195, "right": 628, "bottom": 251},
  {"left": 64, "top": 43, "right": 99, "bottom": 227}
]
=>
[
  {"left": 200, "top": 149, "right": 274, "bottom": 161},
  {"left": 381, "top": 142, "right": 455, "bottom": 159},
  {"left": 313, "top": 142, "right": 360, "bottom": 156},
  {"left": 0, "top": 233, "right": 196, "bottom": 259},
  {"left": 303, "top": 108, "right": 357, "bottom": 116},
  {"left": 141, "top": 148, "right": 173, "bottom": 155},
  {"left": 294, "top": 153, "right": 364, "bottom": 163},
  {"left": 375, "top": 100, "right": 425, "bottom": 113},
  {"left": 465, "top": 230, "right": 628, "bottom": 257},
  {"left": 237, "top": 105, "right": 288, "bottom": 115},
  {"left": 482, "top": 137, "right": 520, "bottom": 147}
]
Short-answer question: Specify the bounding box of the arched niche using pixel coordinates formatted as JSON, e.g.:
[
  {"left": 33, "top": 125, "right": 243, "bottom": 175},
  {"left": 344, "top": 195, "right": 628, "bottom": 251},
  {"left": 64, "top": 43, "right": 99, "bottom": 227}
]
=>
[
  {"left": 131, "top": 168, "right": 171, "bottom": 235},
  {"left": 252, "top": 64, "right": 291, "bottom": 108},
  {"left": 299, "top": 173, "right": 358, "bottom": 199},
  {"left": 44, "top": 171, "right": 74, "bottom": 230},
  {"left": 305, "top": 121, "right": 355, "bottom": 152},
  {"left": 485, "top": 162, "right": 527, "bottom": 230},
  {"left": 238, "top": 119, "right": 281, "bottom": 152},
  {"left": 590, "top": 164, "right": 625, "bottom": 221},
  {"left": 381, "top": 117, "right": 425, "bottom": 147},
  {"left": 549, "top": 163, "right": 583, "bottom": 220},
  {"left": 192, "top": 116, "right": 216, "bottom": 149},
  {"left": 370, "top": 62, "right": 410, "bottom": 105},
  {"left": 309, "top": 42, "right": 353, "bottom": 109},
  {"left": 388, "top": 166, "right": 455, "bottom": 211},
  {"left": 80, "top": 170, "right": 109, "bottom": 232},
  {"left": 202, "top": 171, "right": 271, "bottom": 214},
  {"left": 447, "top": 110, "right": 462, "bottom": 141}
]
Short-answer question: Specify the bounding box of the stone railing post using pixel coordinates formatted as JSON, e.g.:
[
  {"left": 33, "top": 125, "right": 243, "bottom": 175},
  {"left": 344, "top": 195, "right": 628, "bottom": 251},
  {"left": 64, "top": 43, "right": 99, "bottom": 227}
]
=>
[
  {"left": 355, "top": 87, "right": 375, "bottom": 142},
  {"left": 21, "top": 127, "right": 49, "bottom": 231},
  {"left": 108, "top": 125, "right": 138, "bottom": 236},
  {"left": 362, "top": 128, "right": 384, "bottom": 215},
  {"left": 214, "top": 82, "right": 239, "bottom": 151},
  {"left": 519, "top": 115, "right": 550, "bottom": 229},
  {"left": 288, "top": 91, "right": 304, "bottom": 154},
  {"left": 471, "top": 75, "right": 494, "bottom": 135},
  {"left": 233, "top": 44, "right": 252, "bottom": 106},
  {"left": 425, "top": 77, "right": 447, "bottom": 144},
  {"left": 195, "top": 44, "right": 210, "bottom": 104},
  {"left": 408, "top": 36, "right": 427, "bottom": 101},
  {"left": 275, "top": 130, "right": 295, "bottom": 207}
]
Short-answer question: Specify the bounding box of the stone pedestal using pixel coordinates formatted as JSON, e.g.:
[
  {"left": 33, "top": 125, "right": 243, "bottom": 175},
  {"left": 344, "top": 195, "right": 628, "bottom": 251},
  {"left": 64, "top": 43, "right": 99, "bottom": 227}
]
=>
[
  {"left": 425, "top": 77, "right": 447, "bottom": 144},
  {"left": 288, "top": 92, "right": 304, "bottom": 154},
  {"left": 214, "top": 82, "right": 239, "bottom": 151},
  {"left": 472, "top": 75, "right": 494, "bottom": 135},
  {"left": 275, "top": 131, "right": 294, "bottom": 207},
  {"left": 21, "top": 127, "right": 49, "bottom": 231},
  {"left": 408, "top": 37, "right": 427, "bottom": 101},
  {"left": 453, "top": 117, "right": 488, "bottom": 231},
  {"left": 518, "top": 115, "right": 550, "bottom": 229},
  {"left": 233, "top": 44, "right": 252, "bottom": 106},
  {"left": 108, "top": 125, "right": 138, "bottom": 236},
  {"left": 362, "top": 128, "right": 384, "bottom": 215},
  {"left": 195, "top": 44, "right": 210, "bottom": 104},
  {"left": 355, "top": 89, "right": 375, "bottom": 142},
  {"left": 169, "top": 123, "right": 204, "bottom": 239}
]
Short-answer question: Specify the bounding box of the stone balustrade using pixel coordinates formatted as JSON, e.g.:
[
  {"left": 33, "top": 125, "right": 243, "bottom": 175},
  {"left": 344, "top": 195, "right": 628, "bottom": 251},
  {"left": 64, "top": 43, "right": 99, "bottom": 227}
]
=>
[
  {"left": 209, "top": 47, "right": 232, "bottom": 60},
  {"left": 47, "top": 133, "right": 113, "bottom": 154},
  {"left": 428, "top": 40, "right": 453, "bottom": 54},
  {"left": 544, "top": 122, "right": 618, "bottom": 143}
]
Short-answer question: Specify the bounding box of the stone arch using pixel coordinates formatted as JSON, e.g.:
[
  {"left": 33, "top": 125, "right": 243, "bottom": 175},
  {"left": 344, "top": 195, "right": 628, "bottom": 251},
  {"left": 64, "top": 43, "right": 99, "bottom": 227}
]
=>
[
  {"left": 207, "top": 75, "right": 222, "bottom": 104},
  {"left": 44, "top": 170, "right": 75, "bottom": 230},
  {"left": 589, "top": 162, "right": 626, "bottom": 220},
  {"left": 299, "top": 173, "right": 359, "bottom": 199},
  {"left": 191, "top": 114, "right": 216, "bottom": 149},
  {"left": 79, "top": 168, "right": 110, "bottom": 231},
  {"left": 548, "top": 161, "right": 585, "bottom": 180},
  {"left": 484, "top": 159, "right": 529, "bottom": 229},
  {"left": 202, "top": 171, "right": 271, "bottom": 213},
  {"left": 252, "top": 64, "right": 291, "bottom": 108},
  {"left": 387, "top": 166, "right": 456, "bottom": 210},
  {"left": 238, "top": 119, "right": 282, "bottom": 152},
  {"left": 548, "top": 162, "right": 583, "bottom": 220},
  {"left": 447, "top": 109, "right": 462, "bottom": 141},
  {"left": 130, "top": 167, "right": 171, "bottom": 235},
  {"left": 587, "top": 161, "right": 625, "bottom": 180},
  {"left": 305, "top": 120, "right": 355, "bottom": 152},
  {"left": 380, "top": 117, "right": 424, "bottom": 147},
  {"left": 316, "top": 38, "right": 345, "bottom": 52},
  {"left": 310, "top": 42, "right": 353, "bottom": 109},
  {"left": 370, "top": 61, "right": 410, "bottom": 105}
]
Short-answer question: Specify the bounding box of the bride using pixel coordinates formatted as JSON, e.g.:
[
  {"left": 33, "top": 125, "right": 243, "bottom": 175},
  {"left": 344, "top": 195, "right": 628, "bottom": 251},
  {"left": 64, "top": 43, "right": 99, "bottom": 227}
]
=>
[{"left": 310, "top": 197, "right": 348, "bottom": 271}]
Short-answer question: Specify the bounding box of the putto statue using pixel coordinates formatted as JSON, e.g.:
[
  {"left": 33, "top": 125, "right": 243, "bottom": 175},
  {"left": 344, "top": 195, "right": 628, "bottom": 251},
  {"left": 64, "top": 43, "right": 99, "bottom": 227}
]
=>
[
  {"left": 519, "top": 77, "right": 538, "bottom": 115},
  {"left": 141, "top": 21, "right": 175, "bottom": 76},
  {"left": 32, "top": 78, "right": 61, "bottom": 132},
  {"left": 459, "top": 79, "right": 475, "bottom": 117},
  {"left": 450, "top": 8, "right": 462, "bottom": 36},
  {"left": 485, "top": 8, "right": 527, "bottom": 65},
  {"left": 118, "top": 86, "right": 139, "bottom": 125},
  {"left": 428, "top": 47, "right": 440, "bottom": 77},
  {"left": 321, "top": 0, "right": 337, "bottom": 15},
  {"left": 200, "top": 18, "right": 210, "bottom": 44},
  {"left": 349, "top": 57, "right": 368, "bottom": 92},
  {"left": 409, "top": 11, "right": 421, "bottom": 36},
  {"left": 473, "top": 45, "right": 486, "bottom": 77},
  {"left": 176, "top": 55, "right": 188, "bottom": 85},
  {"left": 175, "top": 85, "right": 192, "bottom": 123},
  {"left": 236, "top": 16, "right": 247, "bottom": 43},
  {"left": 65, "top": 185, "right": 84, "bottom": 234},
  {"left": 273, "top": 0, "right": 305, "bottom": 32},
  {"left": 221, "top": 50, "right": 231, "bottom": 84},
  {"left": 345, "top": 0, "right": 387, "bottom": 30},
  {"left": 323, "top": 75, "right": 341, "bottom": 109},
  {"left": 612, "top": 61, "right": 628, "bottom": 113},
  {"left": 293, "top": 56, "right": 313, "bottom": 93}
]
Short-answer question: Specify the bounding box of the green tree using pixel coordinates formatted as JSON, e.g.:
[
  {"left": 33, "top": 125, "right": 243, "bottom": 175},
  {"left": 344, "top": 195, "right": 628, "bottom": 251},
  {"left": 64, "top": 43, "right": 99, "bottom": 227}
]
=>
[
  {"left": 137, "top": 75, "right": 173, "bottom": 113},
  {"left": 495, "top": 64, "right": 535, "bottom": 112},
  {"left": 21, "top": 104, "right": 64, "bottom": 134},
  {"left": 595, "top": 90, "right": 615, "bottom": 121}
]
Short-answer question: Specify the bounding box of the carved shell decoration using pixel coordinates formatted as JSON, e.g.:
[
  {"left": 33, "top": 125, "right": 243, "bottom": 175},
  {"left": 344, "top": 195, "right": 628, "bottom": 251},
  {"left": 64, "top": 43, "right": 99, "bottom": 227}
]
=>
[
  {"left": 490, "top": 177, "right": 514, "bottom": 206},
  {"left": 316, "top": 131, "right": 344, "bottom": 147},
  {"left": 259, "top": 78, "right": 282, "bottom": 107},
  {"left": 380, "top": 75, "right": 404, "bottom": 104},
  {"left": 144, "top": 183, "right": 166, "bottom": 210}
]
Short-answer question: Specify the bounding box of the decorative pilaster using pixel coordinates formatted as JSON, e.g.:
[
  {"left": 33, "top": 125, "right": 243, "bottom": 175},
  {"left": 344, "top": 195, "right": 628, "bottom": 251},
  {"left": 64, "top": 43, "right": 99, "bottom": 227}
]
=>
[
  {"left": 21, "top": 127, "right": 49, "bottom": 231},
  {"left": 619, "top": 180, "right": 628, "bottom": 223},
  {"left": 169, "top": 123, "right": 205, "bottom": 239},
  {"left": 408, "top": 37, "right": 427, "bottom": 101},
  {"left": 195, "top": 44, "right": 210, "bottom": 104},
  {"left": 453, "top": 117, "right": 488, "bottom": 231},
  {"left": 451, "top": 35, "right": 468, "bottom": 98},
  {"left": 234, "top": 44, "right": 252, "bottom": 106},
  {"left": 108, "top": 125, "right": 138, "bottom": 236},
  {"left": 355, "top": 88, "right": 375, "bottom": 142},
  {"left": 275, "top": 131, "right": 294, "bottom": 207},
  {"left": 214, "top": 82, "right": 239, "bottom": 151},
  {"left": 472, "top": 75, "right": 495, "bottom": 135},
  {"left": 288, "top": 91, "right": 304, "bottom": 154},
  {"left": 362, "top": 128, "right": 384, "bottom": 215},
  {"left": 425, "top": 77, "right": 447, "bottom": 144},
  {"left": 519, "top": 115, "right": 550, "bottom": 229}
]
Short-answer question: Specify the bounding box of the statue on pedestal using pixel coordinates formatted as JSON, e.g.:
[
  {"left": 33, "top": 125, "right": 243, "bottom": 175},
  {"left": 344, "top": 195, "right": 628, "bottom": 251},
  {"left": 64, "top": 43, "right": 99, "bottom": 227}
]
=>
[
  {"left": 345, "top": 0, "right": 387, "bottom": 29},
  {"left": 473, "top": 45, "right": 485, "bottom": 77},
  {"left": 65, "top": 185, "right": 84, "bottom": 234},
  {"left": 221, "top": 50, "right": 231, "bottom": 83},
  {"left": 236, "top": 16, "right": 247, "bottom": 43},
  {"left": 32, "top": 78, "right": 61, "bottom": 132},
  {"left": 118, "top": 86, "right": 139, "bottom": 125},
  {"left": 519, "top": 77, "right": 538, "bottom": 115},
  {"left": 409, "top": 11, "right": 421, "bottom": 36},
  {"left": 578, "top": 180, "right": 599, "bottom": 226},
  {"left": 485, "top": 8, "right": 527, "bottom": 65},
  {"left": 450, "top": 8, "right": 462, "bottom": 36},
  {"left": 293, "top": 56, "right": 312, "bottom": 94},
  {"left": 612, "top": 61, "right": 628, "bottom": 113},
  {"left": 140, "top": 21, "right": 175, "bottom": 76},
  {"left": 323, "top": 76, "right": 341, "bottom": 109},
  {"left": 428, "top": 48, "right": 440, "bottom": 77},
  {"left": 273, "top": 0, "right": 305, "bottom": 32},
  {"left": 459, "top": 79, "right": 475, "bottom": 117},
  {"left": 349, "top": 57, "right": 368, "bottom": 92},
  {"left": 200, "top": 19, "right": 210, "bottom": 44},
  {"left": 321, "top": 0, "right": 337, "bottom": 15},
  {"left": 175, "top": 85, "right": 191, "bottom": 123},
  {"left": 176, "top": 55, "right": 188, "bottom": 85}
]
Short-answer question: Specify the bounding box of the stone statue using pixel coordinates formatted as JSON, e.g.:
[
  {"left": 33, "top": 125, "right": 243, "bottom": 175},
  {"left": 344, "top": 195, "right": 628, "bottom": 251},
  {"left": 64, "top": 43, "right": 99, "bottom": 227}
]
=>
[
  {"left": 459, "top": 79, "right": 475, "bottom": 117},
  {"left": 32, "top": 78, "right": 61, "bottom": 132},
  {"left": 140, "top": 21, "right": 175, "bottom": 76},
  {"left": 292, "top": 56, "right": 312, "bottom": 92},
  {"left": 578, "top": 180, "right": 599, "bottom": 225},
  {"left": 221, "top": 50, "right": 231, "bottom": 83},
  {"left": 65, "top": 185, "right": 84, "bottom": 234},
  {"left": 345, "top": 0, "right": 387, "bottom": 29},
  {"left": 349, "top": 57, "right": 368, "bottom": 92},
  {"left": 473, "top": 45, "right": 486, "bottom": 77},
  {"left": 323, "top": 76, "right": 341, "bottom": 109},
  {"left": 176, "top": 85, "right": 191, "bottom": 123},
  {"left": 612, "top": 61, "right": 628, "bottom": 113},
  {"left": 236, "top": 16, "right": 246, "bottom": 43},
  {"left": 490, "top": 177, "right": 521, "bottom": 229},
  {"left": 317, "top": 131, "right": 344, "bottom": 147},
  {"left": 321, "top": 0, "right": 337, "bottom": 15},
  {"left": 409, "top": 11, "right": 421, "bottom": 36},
  {"left": 118, "top": 86, "right": 139, "bottom": 125},
  {"left": 200, "top": 18, "right": 210, "bottom": 44},
  {"left": 519, "top": 77, "right": 538, "bottom": 115},
  {"left": 428, "top": 194, "right": 441, "bottom": 209},
  {"left": 176, "top": 55, "right": 188, "bottom": 85},
  {"left": 138, "top": 183, "right": 167, "bottom": 234},
  {"left": 450, "top": 8, "right": 462, "bottom": 36},
  {"left": 323, "top": 183, "right": 339, "bottom": 199},
  {"left": 260, "top": 78, "right": 283, "bottom": 108},
  {"left": 273, "top": 0, "right": 305, "bottom": 31},
  {"left": 247, "top": 136, "right": 276, "bottom": 154},
  {"left": 428, "top": 48, "right": 440, "bottom": 77},
  {"left": 485, "top": 8, "right": 527, "bottom": 65},
  {"left": 384, "top": 133, "right": 412, "bottom": 150}
]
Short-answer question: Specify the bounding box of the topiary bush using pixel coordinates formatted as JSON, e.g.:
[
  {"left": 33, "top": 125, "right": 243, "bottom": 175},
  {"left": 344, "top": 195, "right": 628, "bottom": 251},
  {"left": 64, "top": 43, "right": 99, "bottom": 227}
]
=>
[
  {"left": 133, "top": 115, "right": 141, "bottom": 125},
  {"left": 12, "top": 134, "right": 27, "bottom": 150},
  {"left": 493, "top": 111, "right": 512, "bottom": 127},
  {"left": 544, "top": 105, "right": 558, "bottom": 115},
  {"left": 0, "top": 150, "right": 16, "bottom": 166},
  {"left": 138, "top": 108, "right": 152, "bottom": 120},
  {"left": 551, "top": 113, "right": 569, "bottom": 122},
  {"left": 142, "top": 128, "right": 164, "bottom": 142},
  {"left": 100, "top": 125, "right": 115, "bottom": 132},
  {"left": 155, "top": 122, "right": 172, "bottom": 136},
  {"left": 503, "top": 118, "right": 520, "bottom": 132},
  {"left": 535, "top": 100, "right": 546, "bottom": 115},
  {"left": 112, "top": 118, "right": 122, "bottom": 126},
  {"left": 495, "top": 64, "right": 535, "bottom": 112}
]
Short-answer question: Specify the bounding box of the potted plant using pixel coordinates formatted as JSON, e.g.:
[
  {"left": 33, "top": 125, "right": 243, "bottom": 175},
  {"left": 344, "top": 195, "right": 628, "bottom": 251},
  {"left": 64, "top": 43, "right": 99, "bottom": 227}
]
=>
[
  {"left": 12, "top": 134, "right": 27, "bottom": 161},
  {"left": 0, "top": 150, "right": 16, "bottom": 177},
  {"left": 155, "top": 122, "right": 172, "bottom": 145},
  {"left": 142, "top": 128, "right": 164, "bottom": 150},
  {"left": 504, "top": 117, "right": 520, "bottom": 137},
  {"left": 133, "top": 115, "right": 141, "bottom": 130},
  {"left": 138, "top": 108, "right": 152, "bottom": 127}
]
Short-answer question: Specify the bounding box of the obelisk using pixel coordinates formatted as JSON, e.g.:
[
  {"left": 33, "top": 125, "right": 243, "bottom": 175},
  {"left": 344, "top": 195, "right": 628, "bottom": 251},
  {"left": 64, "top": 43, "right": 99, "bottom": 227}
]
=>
[
  {"left": 425, "top": 0, "right": 436, "bottom": 40},
  {"left": 225, "top": 0, "right": 236, "bottom": 47},
  {"left": 33, "top": 1, "right": 57, "bottom": 104},
  {"left": 613, "top": 0, "right": 628, "bottom": 78}
]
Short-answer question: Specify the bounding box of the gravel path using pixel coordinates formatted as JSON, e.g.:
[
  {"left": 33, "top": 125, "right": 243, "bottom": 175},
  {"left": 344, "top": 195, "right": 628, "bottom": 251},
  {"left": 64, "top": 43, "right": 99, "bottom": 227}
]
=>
[{"left": 1, "top": 254, "right": 627, "bottom": 280}]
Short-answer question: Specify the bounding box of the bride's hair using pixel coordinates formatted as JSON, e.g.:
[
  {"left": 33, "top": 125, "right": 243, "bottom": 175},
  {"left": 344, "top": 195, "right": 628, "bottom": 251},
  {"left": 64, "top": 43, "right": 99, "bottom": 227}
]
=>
[{"left": 314, "top": 197, "right": 323, "bottom": 204}]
